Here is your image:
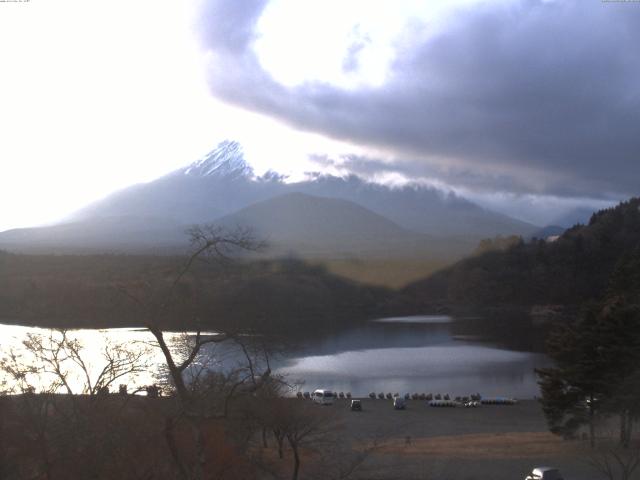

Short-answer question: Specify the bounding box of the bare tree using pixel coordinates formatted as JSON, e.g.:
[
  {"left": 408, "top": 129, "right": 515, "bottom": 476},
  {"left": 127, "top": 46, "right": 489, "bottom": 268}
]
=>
[
  {"left": 20, "top": 330, "right": 149, "bottom": 396},
  {"left": 118, "top": 225, "right": 273, "bottom": 480},
  {"left": 0, "top": 329, "right": 153, "bottom": 480},
  {"left": 0, "top": 226, "right": 276, "bottom": 480},
  {"left": 266, "top": 400, "right": 339, "bottom": 480},
  {"left": 120, "top": 225, "right": 263, "bottom": 403},
  {"left": 586, "top": 441, "right": 640, "bottom": 480}
]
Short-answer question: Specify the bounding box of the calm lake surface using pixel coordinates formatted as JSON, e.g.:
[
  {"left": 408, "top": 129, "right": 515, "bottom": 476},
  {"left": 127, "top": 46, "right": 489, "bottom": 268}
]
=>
[
  {"left": 0, "top": 316, "right": 550, "bottom": 398},
  {"left": 272, "top": 315, "right": 550, "bottom": 398}
]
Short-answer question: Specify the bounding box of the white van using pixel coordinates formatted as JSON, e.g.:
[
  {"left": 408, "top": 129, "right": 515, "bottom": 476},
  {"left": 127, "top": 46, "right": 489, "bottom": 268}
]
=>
[
  {"left": 524, "top": 467, "right": 563, "bottom": 480},
  {"left": 312, "top": 389, "right": 335, "bottom": 405}
]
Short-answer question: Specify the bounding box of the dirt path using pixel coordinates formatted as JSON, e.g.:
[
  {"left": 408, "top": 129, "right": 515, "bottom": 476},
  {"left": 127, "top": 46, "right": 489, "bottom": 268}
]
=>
[{"left": 379, "top": 431, "right": 581, "bottom": 459}]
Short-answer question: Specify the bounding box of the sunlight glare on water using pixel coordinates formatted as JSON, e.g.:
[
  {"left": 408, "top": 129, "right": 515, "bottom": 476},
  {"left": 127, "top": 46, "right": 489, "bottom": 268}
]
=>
[
  {"left": 0, "top": 316, "right": 550, "bottom": 398},
  {"left": 0, "top": 324, "right": 182, "bottom": 394}
]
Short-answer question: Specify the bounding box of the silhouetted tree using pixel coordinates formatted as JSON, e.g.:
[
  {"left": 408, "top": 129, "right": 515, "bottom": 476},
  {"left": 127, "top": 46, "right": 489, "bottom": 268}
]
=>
[
  {"left": 537, "top": 308, "right": 607, "bottom": 445},
  {"left": 118, "top": 225, "right": 275, "bottom": 480},
  {"left": 538, "top": 247, "right": 640, "bottom": 447},
  {"left": 0, "top": 329, "right": 152, "bottom": 479}
]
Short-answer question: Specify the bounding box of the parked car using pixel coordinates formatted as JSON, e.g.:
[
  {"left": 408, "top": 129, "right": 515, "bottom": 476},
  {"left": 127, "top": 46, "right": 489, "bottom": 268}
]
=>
[
  {"left": 350, "top": 399, "right": 362, "bottom": 411},
  {"left": 524, "top": 467, "right": 563, "bottom": 480},
  {"left": 393, "top": 396, "right": 406, "bottom": 410},
  {"left": 312, "top": 389, "right": 335, "bottom": 405}
]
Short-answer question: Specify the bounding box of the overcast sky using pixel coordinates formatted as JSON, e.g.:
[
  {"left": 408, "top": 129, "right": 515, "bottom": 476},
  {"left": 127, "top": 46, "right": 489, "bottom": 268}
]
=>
[{"left": 1, "top": 0, "right": 637, "bottom": 231}]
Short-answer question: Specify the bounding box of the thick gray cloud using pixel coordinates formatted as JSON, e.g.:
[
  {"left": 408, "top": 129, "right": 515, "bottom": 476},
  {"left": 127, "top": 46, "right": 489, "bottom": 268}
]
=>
[{"left": 196, "top": 0, "right": 640, "bottom": 199}]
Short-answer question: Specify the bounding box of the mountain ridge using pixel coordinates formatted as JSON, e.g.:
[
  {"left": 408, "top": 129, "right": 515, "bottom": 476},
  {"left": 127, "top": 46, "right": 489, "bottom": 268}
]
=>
[
  {"left": 67, "top": 140, "right": 538, "bottom": 237},
  {"left": 0, "top": 141, "right": 538, "bottom": 275}
]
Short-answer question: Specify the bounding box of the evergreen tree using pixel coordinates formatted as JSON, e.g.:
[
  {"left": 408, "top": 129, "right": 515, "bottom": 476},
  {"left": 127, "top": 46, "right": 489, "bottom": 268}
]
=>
[
  {"left": 537, "top": 247, "right": 640, "bottom": 447},
  {"left": 597, "top": 248, "right": 640, "bottom": 446},
  {"left": 537, "top": 308, "right": 609, "bottom": 446}
]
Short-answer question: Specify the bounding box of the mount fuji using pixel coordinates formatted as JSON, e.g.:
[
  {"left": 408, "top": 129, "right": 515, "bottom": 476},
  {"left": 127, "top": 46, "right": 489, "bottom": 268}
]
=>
[{"left": 0, "top": 140, "right": 537, "bottom": 260}]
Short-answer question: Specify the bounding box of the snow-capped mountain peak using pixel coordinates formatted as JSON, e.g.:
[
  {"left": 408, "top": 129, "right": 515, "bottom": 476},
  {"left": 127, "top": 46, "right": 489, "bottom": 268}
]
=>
[{"left": 184, "top": 140, "right": 254, "bottom": 179}]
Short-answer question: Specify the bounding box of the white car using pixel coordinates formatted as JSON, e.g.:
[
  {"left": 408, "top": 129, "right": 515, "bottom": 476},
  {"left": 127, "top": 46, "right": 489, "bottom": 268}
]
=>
[
  {"left": 525, "top": 467, "right": 563, "bottom": 480},
  {"left": 312, "top": 389, "right": 335, "bottom": 405}
]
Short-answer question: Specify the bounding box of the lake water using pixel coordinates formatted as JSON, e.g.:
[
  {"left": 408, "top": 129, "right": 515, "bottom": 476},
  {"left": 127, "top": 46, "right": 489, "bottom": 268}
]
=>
[
  {"left": 272, "top": 316, "right": 550, "bottom": 398},
  {"left": 0, "top": 316, "right": 550, "bottom": 398}
]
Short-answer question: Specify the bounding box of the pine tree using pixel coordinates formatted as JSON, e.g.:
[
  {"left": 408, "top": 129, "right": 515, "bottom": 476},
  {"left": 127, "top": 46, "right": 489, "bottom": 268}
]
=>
[
  {"left": 537, "top": 307, "right": 608, "bottom": 446},
  {"left": 537, "top": 246, "right": 640, "bottom": 447}
]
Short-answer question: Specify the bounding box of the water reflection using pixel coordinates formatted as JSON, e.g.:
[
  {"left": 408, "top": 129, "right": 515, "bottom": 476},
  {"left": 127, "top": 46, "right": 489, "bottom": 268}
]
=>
[
  {"left": 0, "top": 315, "right": 551, "bottom": 398},
  {"left": 271, "top": 316, "right": 550, "bottom": 398}
]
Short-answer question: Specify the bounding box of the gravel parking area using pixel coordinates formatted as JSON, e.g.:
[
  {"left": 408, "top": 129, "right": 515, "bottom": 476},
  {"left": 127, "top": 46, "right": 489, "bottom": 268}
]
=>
[
  {"left": 322, "top": 399, "right": 602, "bottom": 480},
  {"left": 335, "top": 398, "right": 548, "bottom": 440}
]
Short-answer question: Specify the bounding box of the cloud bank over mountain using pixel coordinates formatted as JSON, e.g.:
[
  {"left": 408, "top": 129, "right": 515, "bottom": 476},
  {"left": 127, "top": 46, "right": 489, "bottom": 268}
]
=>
[{"left": 196, "top": 0, "right": 640, "bottom": 200}]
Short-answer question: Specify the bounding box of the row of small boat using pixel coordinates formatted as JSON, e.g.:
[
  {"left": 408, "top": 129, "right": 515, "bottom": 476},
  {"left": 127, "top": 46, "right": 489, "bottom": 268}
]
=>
[
  {"left": 430, "top": 397, "right": 517, "bottom": 407},
  {"left": 368, "top": 393, "right": 483, "bottom": 402},
  {"left": 296, "top": 391, "right": 352, "bottom": 399},
  {"left": 294, "top": 391, "right": 517, "bottom": 405}
]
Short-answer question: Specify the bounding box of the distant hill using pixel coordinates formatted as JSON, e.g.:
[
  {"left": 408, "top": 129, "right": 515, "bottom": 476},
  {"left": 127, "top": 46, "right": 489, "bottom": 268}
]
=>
[
  {"left": 0, "top": 252, "right": 394, "bottom": 332},
  {"left": 215, "top": 192, "right": 438, "bottom": 257},
  {"left": 404, "top": 198, "right": 640, "bottom": 308},
  {"left": 0, "top": 216, "right": 189, "bottom": 254},
  {"left": 0, "top": 193, "right": 472, "bottom": 260},
  {"left": 290, "top": 174, "right": 538, "bottom": 238}
]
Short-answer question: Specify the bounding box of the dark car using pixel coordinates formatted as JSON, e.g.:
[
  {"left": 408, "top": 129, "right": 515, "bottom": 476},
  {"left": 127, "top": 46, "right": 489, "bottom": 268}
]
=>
[
  {"left": 393, "top": 397, "right": 406, "bottom": 410},
  {"left": 350, "top": 399, "right": 362, "bottom": 411}
]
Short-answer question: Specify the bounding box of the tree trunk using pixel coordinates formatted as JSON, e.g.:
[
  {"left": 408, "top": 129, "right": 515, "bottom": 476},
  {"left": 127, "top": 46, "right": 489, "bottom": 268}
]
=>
[
  {"left": 621, "top": 411, "right": 628, "bottom": 447},
  {"left": 274, "top": 432, "right": 284, "bottom": 459},
  {"left": 625, "top": 413, "right": 633, "bottom": 448},
  {"left": 164, "top": 416, "right": 189, "bottom": 480},
  {"left": 262, "top": 427, "right": 268, "bottom": 448},
  {"left": 192, "top": 419, "right": 206, "bottom": 480},
  {"left": 589, "top": 396, "right": 596, "bottom": 448},
  {"left": 288, "top": 437, "right": 300, "bottom": 480},
  {"left": 148, "top": 328, "right": 190, "bottom": 402}
]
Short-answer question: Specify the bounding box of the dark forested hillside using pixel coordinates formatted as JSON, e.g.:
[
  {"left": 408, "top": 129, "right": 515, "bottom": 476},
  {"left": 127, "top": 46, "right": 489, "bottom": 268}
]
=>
[
  {"left": 404, "top": 198, "right": 640, "bottom": 308},
  {"left": 0, "top": 252, "right": 393, "bottom": 332}
]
